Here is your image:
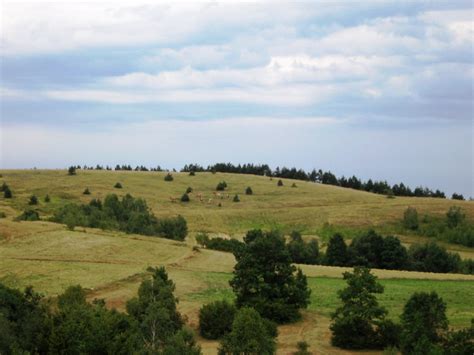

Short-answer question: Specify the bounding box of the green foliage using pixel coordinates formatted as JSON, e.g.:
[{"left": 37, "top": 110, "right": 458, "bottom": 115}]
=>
[
  {"left": 408, "top": 242, "right": 461, "bottom": 273},
  {"left": 199, "top": 300, "right": 236, "bottom": 339},
  {"left": 0, "top": 269, "right": 200, "bottom": 355},
  {"left": 216, "top": 181, "right": 227, "bottom": 191},
  {"left": 233, "top": 194, "right": 240, "bottom": 202},
  {"left": 400, "top": 292, "right": 448, "bottom": 354},
  {"left": 4, "top": 186, "right": 12, "bottom": 198},
  {"left": 446, "top": 206, "right": 465, "bottom": 228},
  {"left": 277, "top": 179, "right": 283, "bottom": 186},
  {"left": 348, "top": 230, "right": 409, "bottom": 270},
  {"left": 0, "top": 212, "right": 6, "bottom": 218},
  {"left": 325, "top": 234, "right": 348, "bottom": 266},
  {"left": 441, "top": 320, "right": 474, "bottom": 355},
  {"left": 181, "top": 193, "right": 190, "bottom": 202},
  {"left": 52, "top": 194, "right": 188, "bottom": 240},
  {"left": 16, "top": 209, "right": 40, "bottom": 221},
  {"left": 114, "top": 182, "right": 123, "bottom": 188},
  {"left": 67, "top": 166, "right": 76, "bottom": 175},
  {"left": 0, "top": 182, "right": 7, "bottom": 192},
  {"left": 218, "top": 307, "right": 276, "bottom": 355},
  {"left": 287, "top": 231, "right": 319, "bottom": 264},
  {"left": 0, "top": 284, "right": 51, "bottom": 354},
  {"left": 44, "top": 194, "right": 50, "bottom": 203},
  {"left": 189, "top": 171, "right": 196, "bottom": 176},
  {"left": 291, "top": 182, "right": 297, "bottom": 188},
  {"left": 451, "top": 193, "right": 465, "bottom": 201},
  {"left": 330, "top": 267, "right": 390, "bottom": 349},
  {"left": 245, "top": 186, "right": 253, "bottom": 195},
  {"left": 403, "top": 207, "right": 419, "bottom": 230},
  {"left": 126, "top": 267, "right": 184, "bottom": 352},
  {"left": 164, "top": 173, "right": 174, "bottom": 181},
  {"left": 230, "top": 229, "right": 311, "bottom": 323},
  {"left": 28, "top": 195, "right": 38, "bottom": 205},
  {"left": 83, "top": 187, "right": 91, "bottom": 195},
  {"left": 186, "top": 186, "right": 193, "bottom": 194}
]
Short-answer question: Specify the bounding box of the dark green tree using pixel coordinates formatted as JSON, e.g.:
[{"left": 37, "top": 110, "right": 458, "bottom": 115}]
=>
[
  {"left": 114, "top": 182, "right": 123, "bottom": 189},
  {"left": 44, "top": 194, "right": 51, "bottom": 203},
  {"left": 233, "top": 194, "right": 240, "bottom": 202},
  {"left": 400, "top": 292, "right": 448, "bottom": 354},
  {"left": 277, "top": 179, "right": 283, "bottom": 186},
  {"left": 83, "top": 188, "right": 91, "bottom": 195},
  {"left": 245, "top": 186, "right": 253, "bottom": 195},
  {"left": 186, "top": 186, "right": 193, "bottom": 194},
  {"left": 4, "top": 186, "right": 12, "bottom": 198},
  {"left": 67, "top": 166, "right": 76, "bottom": 175},
  {"left": 216, "top": 181, "right": 227, "bottom": 191},
  {"left": 325, "top": 234, "right": 348, "bottom": 266},
  {"left": 199, "top": 300, "right": 236, "bottom": 339},
  {"left": 28, "top": 195, "right": 38, "bottom": 205},
  {"left": 181, "top": 193, "right": 190, "bottom": 202},
  {"left": 164, "top": 173, "right": 174, "bottom": 181},
  {"left": 229, "top": 230, "right": 311, "bottom": 323},
  {"left": 330, "top": 267, "right": 392, "bottom": 349},
  {"left": 218, "top": 307, "right": 276, "bottom": 355},
  {"left": 294, "top": 341, "right": 311, "bottom": 355},
  {"left": 380, "top": 235, "right": 409, "bottom": 270}
]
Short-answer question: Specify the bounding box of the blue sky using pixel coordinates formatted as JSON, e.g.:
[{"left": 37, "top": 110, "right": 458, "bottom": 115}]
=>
[{"left": 1, "top": 0, "right": 473, "bottom": 197}]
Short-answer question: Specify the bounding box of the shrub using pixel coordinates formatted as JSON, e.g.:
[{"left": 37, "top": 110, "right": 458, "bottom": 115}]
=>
[
  {"left": 245, "top": 186, "right": 253, "bottom": 195},
  {"left": 164, "top": 173, "right": 174, "bottom": 181},
  {"left": 195, "top": 232, "right": 210, "bottom": 246},
  {"left": 83, "top": 188, "right": 91, "bottom": 195},
  {"left": 233, "top": 194, "right": 240, "bottom": 202},
  {"left": 158, "top": 215, "right": 188, "bottom": 241},
  {"left": 4, "top": 186, "right": 12, "bottom": 198},
  {"left": 186, "top": 187, "right": 193, "bottom": 194},
  {"left": 114, "top": 182, "right": 122, "bottom": 189},
  {"left": 16, "top": 210, "right": 40, "bottom": 221},
  {"left": 451, "top": 193, "right": 464, "bottom": 200},
  {"left": 277, "top": 179, "right": 283, "bottom": 186},
  {"left": 67, "top": 166, "right": 76, "bottom": 175},
  {"left": 189, "top": 171, "right": 196, "bottom": 176},
  {"left": 446, "top": 206, "right": 465, "bottom": 228},
  {"left": 294, "top": 341, "right": 311, "bottom": 355},
  {"left": 218, "top": 307, "right": 276, "bottom": 355},
  {"left": 28, "top": 195, "right": 38, "bottom": 205},
  {"left": 403, "top": 207, "right": 419, "bottom": 230},
  {"left": 0, "top": 212, "right": 6, "bottom": 218},
  {"left": 0, "top": 182, "right": 7, "bottom": 192},
  {"left": 44, "top": 194, "right": 51, "bottom": 203},
  {"left": 216, "top": 181, "right": 227, "bottom": 191},
  {"left": 181, "top": 193, "right": 190, "bottom": 202},
  {"left": 199, "top": 300, "right": 236, "bottom": 339}
]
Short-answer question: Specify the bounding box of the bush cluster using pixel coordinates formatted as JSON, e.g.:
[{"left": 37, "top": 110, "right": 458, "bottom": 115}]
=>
[
  {"left": 195, "top": 233, "right": 244, "bottom": 253},
  {"left": 216, "top": 181, "right": 227, "bottom": 191},
  {"left": 0, "top": 267, "right": 201, "bottom": 354},
  {"left": 51, "top": 194, "right": 188, "bottom": 240}
]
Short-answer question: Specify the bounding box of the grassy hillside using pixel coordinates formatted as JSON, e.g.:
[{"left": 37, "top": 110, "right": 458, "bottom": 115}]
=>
[
  {"left": 1, "top": 169, "right": 473, "bottom": 354},
  {"left": 1, "top": 169, "right": 473, "bottom": 236}
]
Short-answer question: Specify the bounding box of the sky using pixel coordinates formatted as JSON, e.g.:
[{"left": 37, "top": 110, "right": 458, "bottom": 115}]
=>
[{"left": 0, "top": 0, "right": 473, "bottom": 197}]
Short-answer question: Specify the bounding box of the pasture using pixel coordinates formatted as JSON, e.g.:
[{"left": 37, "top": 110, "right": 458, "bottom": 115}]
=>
[{"left": 1, "top": 169, "right": 473, "bottom": 354}]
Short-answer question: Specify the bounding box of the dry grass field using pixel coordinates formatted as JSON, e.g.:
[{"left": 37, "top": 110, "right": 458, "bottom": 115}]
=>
[{"left": 1, "top": 169, "right": 473, "bottom": 354}]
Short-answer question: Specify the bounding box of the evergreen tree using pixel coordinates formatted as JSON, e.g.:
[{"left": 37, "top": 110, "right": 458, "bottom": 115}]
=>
[
  {"left": 199, "top": 300, "right": 236, "bottom": 339},
  {"left": 44, "top": 194, "right": 51, "bottom": 203},
  {"left": 245, "top": 186, "right": 253, "bottom": 195},
  {"left": 277, "top": 179, "right": 284, "bottom": 186},
  {"left": 403, "top": 207, "right": 419, "bottom": 230},
  {"left": 400, "top": 292, "right": 448, "bottom": 354},
  {"left": 164, "top": 173, "right": 174, "bottom": 181},
  {"left": 233, "top": 194, "right": 240, "bottom": 202},
  {"left": 229, "top": 230, "right": 311, "bottom": 323},
  {"left": 4, "top": 186, "right": 12, "bottom": 198},
  {"left": 325, "top": 234, "right": 348, "bottom": 266},
  {"left": 67, "top": 166, "right": 76, "bottom": 175},
  {"left": 330, "top": 267, "right": 391, "bottom": 349},
  {"left": 181, "top": 193, "right": 190, "bottom": 202},
  {"left": 114, "top": 182, "right": 123, "bottom": 189},
  {"left": 83, "top": 188, "right": 91, "bottom": 195}
]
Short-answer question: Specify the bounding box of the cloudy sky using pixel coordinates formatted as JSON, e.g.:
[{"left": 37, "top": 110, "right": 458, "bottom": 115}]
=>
[{"left": 1, "top": 0, "right": 473, "bottom": 196}]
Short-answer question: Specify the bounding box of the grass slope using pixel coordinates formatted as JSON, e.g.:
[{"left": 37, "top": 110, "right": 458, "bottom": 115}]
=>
[{"left": 1, "top": 169, "right": 474, "bottom": 354}]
